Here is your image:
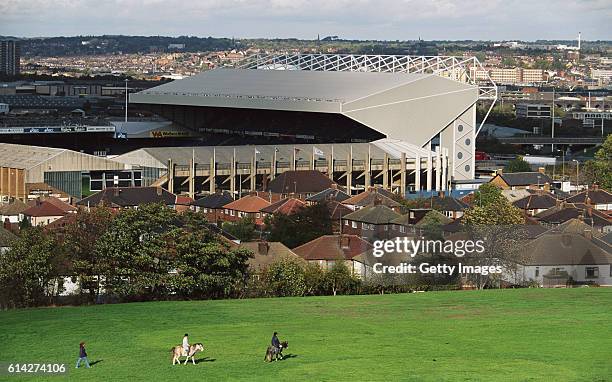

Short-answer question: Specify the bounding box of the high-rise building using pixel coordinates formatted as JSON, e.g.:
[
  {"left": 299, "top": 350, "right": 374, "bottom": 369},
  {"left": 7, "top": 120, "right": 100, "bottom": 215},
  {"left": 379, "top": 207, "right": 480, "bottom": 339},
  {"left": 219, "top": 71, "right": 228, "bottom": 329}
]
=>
[{"left": 0, "top": 40, "right": 21, "bottom": 76}]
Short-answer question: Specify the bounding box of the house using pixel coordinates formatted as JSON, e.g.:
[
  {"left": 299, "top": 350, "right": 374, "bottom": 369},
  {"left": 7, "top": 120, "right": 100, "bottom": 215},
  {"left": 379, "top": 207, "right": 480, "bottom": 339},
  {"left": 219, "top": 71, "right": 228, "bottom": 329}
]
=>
[
  {"left": 535, "top": 203, "right": 612, "bottom": 232},
  {"left": 175, "top": 195, "right": 194, "bottom": 213},
  {"left": 266, "top": 170, "right": 336, "bottom": 199},
  {"left": 342, "top": 187, "right": 402, "bottom": 211},
  {"left": 239, "top": 241, "right": 306, "bottom": 272},
  {"left": 221, "top": 194, "right": 271, "bottom": 226},
  {"left": 564, "top": 186, "right": 612, "bottom": 212},
  {"left": 22, "top": 199, "right": 71, "bottom": 226},
  {"left": 191, "top": 191, "right": 234, "bottom": 224},
  {"left": 510, "top": 219, "right": 612, "bottom": 287},
  {"left": 260, "top": 197, "right": 306, "bottom": 217},
  {"left": 341, "top": 201, "right": 402, "bottom": 241},
  {"left": 77, "top": 187, "right": 177, "bottom": 210},
  {"left": 0, "top": 199, "right": 29, "bottom": 227},
  {"left": 306, "top": 185, "right": 351, "bottom": 205},
  {"left": 324, "top": 200, "right": 354, "bottom": 233},
  {"left": 293, "top": 234, "right": 373, "bottom": 278},
  {"left": 430, "top": 194, "right": 469, "bottom": 219},
  {"left": 512, "top": 192, "right": 558, "bottom": 216},
  {"left": 489, "top": 170, "right": 553, "bottom": 190},
  {"left": 26, "top": 182, "right": 73, "bottom": 204}
]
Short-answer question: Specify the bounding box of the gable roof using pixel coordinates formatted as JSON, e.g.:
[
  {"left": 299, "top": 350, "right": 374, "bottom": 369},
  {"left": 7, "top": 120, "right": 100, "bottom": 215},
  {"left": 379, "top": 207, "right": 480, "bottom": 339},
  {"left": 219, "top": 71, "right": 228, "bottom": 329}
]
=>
[
  {"left": 414, "top": 210, "right": 453, "bottom": 226},
  {"left": 192, "top": 191, "right": 234, "bottom": 209},
  {"left": 0, "top": 199, "right": 29, "bottom": 216},
  {"left": 496, "top": 172, "right": 553, "bottom": 187},
  {"left": 306, "top": 187, "right": 351, "bottom": 203},
  {"left": 293, "top": 235, "right": 373, "bottom": 261},
  {"left": 240, "top": 241, "right": 306, "bottom": 271},
  {"left": 22, "top": 200, "right": 68, "bottom": 217},
  {"left": 431, "top": 195, "right": 469, "bottom": 211},
  {"left": 325, "top": 200, "right": 354, "bottom": 220},
  {"left": 513, "top": 193, "right": 558, "bottom": 210},
  {"left": 260, "top": 198, "right": 306, "bottom": 215},
  {"left": 343, "top": 204, "right": 401, "bottom": 224},
  {"left": 342, "top": 190, "right": 401, "bottom": 209},
  {"left": 565, "top": 188, "right": 612, "bottom": 205},
  {"left": 535, "top": 204, "right": 611, "bottom": 228},
  {"left": 77, "top": 187, "right": 177, "bottom": 207},
  {"left": 37, "top": 196, "right": 76, "bottom": 213},
  {"left": 223, "top": 194, "right": 271, "bottom": 213},
  {"left": 266, "top": 170, "right": 336, "bottom": 194}
]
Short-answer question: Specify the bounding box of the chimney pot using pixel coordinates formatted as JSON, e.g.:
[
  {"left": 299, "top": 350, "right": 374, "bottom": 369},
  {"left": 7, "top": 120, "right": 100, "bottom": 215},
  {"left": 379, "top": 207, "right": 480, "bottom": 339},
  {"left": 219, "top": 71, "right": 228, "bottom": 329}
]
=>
[
  {"left": 258, "top": 241, "right": 269, "bottom": 255},
  {"left": 341, "top": 235, "right": 350, "bottom": 249},
  {"left": 156, "top": 186, "right": 162, "bottom": 196},
  {"left": 538, "top": 167, "right": 545, "bottom": 174}
]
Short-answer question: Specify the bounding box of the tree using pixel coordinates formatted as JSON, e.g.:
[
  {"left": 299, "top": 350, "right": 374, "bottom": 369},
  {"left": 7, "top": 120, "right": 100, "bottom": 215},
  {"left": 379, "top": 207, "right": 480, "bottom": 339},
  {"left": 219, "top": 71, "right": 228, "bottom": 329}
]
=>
[
  {"left": 324, "top": 261, "right": 359, "bottom": 296},
  {"left": 504, "top": 157, "right": 532, "bottom": 173},
  {"left": 264, "top": 259, "right": 307, "bottom": 297},
  {"left": 267, "top": 203, "right": 332, "bottom": 248},
  {"left": 61, "top": 207, "right": 114, "bottom": 303},
  {"left": 463, "top": 200, "right": 524, "bottom": 226},
  {"left": 583, "top": 135, "right": 612, "bottom": 191},
  {"left": 94, "top": 203, "right": 181, "bottom": 299},
  {"left": 222, "top": 216, "right": 257, "bottom": 242},
  {"left": 0, "top": 227, "right": 62, "bottom": 308},
  {"left": 417, "top": 211, "right": 451, "bottom": 241},
  {"left": 471, "top": 183, "right": 505, "bottom": 208}
]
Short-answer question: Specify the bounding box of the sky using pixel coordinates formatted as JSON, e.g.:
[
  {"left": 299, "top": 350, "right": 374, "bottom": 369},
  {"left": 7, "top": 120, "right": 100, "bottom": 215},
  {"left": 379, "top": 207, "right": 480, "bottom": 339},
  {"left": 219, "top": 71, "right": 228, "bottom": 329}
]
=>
[{"left": 1, "top": 0, "right": 611, "bottom": 41}]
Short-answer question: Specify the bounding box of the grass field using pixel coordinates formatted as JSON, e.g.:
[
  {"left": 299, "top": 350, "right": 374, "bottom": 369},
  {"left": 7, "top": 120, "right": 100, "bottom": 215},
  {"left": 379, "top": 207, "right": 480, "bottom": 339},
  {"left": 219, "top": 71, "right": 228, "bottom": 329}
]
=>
[{"left": 1, "top": 288, "right": 611, "bottom": 381}]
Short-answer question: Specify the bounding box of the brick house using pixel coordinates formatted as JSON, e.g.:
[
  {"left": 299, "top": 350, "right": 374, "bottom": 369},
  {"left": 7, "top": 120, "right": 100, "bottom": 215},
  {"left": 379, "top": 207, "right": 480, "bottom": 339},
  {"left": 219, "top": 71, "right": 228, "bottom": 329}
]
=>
[
  {"left": 221, "top": 194, "right": 271, "bottom": 226},
  {"left": 489, "top": 170, "right": 553, "bottom": 191},
  {"left": 341, "top": 201, "right": 402, "bottom": 241},
  {"left": 191, "top": 191, "right": 234, "bottom": 225}
]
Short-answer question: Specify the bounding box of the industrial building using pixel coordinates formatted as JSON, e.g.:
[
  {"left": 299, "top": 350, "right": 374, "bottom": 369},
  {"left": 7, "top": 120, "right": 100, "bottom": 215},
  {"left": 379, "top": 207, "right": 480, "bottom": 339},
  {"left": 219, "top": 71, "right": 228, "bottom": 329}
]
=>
[{"left": 0, "top": 143, "right": 125, "bottom": 201}]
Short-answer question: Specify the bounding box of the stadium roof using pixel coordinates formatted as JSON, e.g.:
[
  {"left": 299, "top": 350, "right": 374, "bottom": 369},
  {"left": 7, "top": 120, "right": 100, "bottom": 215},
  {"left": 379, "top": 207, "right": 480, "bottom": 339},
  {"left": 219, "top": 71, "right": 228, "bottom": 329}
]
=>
[
  {"left": 134, "top": 69, "right": 431, "bottom": 106},
  {"left": 0, "top": 143, "right": 66, "bottom": 169}
]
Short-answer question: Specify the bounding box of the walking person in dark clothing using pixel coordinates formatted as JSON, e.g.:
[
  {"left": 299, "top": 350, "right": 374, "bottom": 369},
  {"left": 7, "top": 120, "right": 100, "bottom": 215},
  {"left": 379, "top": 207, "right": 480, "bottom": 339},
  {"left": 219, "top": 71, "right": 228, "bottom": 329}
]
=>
[{"left": 76, "top": 342, "right": 91, "bottom": 368}]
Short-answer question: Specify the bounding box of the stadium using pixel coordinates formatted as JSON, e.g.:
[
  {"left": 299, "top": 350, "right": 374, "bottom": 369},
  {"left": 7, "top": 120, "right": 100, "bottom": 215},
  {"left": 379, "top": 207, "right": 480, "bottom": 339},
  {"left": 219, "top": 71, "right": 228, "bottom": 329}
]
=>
[{"left": 129, "top": 54, "right": 497, "bottom": 192}]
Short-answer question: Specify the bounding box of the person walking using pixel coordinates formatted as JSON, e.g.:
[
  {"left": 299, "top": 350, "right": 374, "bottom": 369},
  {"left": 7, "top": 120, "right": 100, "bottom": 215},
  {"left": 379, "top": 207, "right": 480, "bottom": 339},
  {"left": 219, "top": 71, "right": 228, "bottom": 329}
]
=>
[{"left": 75, "top": 342, "right": 91, "bottom": 369}]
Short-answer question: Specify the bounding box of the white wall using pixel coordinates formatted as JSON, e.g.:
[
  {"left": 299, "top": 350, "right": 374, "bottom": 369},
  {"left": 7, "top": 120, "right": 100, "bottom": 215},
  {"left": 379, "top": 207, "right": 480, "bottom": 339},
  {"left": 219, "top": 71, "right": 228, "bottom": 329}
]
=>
[{"left": 512, "top": 264, "right": 612, "bottom": 286}]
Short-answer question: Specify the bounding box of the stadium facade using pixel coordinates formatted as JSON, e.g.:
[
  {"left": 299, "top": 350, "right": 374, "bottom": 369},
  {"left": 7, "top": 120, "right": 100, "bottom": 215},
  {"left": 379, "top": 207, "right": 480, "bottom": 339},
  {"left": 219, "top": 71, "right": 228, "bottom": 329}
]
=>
[{"left": 130, "top": 54, "right": 496, "bottom": 187}]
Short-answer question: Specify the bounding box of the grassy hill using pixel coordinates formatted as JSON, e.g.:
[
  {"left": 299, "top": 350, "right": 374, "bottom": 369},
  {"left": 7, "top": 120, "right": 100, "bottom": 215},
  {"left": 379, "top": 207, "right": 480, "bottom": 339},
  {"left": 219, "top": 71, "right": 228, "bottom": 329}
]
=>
[{"left": 1, "top": 288, "right": 611, "bottom": 381}]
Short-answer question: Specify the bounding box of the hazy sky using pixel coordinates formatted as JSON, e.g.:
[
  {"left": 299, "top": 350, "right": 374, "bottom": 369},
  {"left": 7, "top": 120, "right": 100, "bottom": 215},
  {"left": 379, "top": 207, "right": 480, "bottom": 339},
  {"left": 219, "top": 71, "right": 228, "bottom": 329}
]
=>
[{"left": 1, "top": 0, "right": 611, "bottom": 41}]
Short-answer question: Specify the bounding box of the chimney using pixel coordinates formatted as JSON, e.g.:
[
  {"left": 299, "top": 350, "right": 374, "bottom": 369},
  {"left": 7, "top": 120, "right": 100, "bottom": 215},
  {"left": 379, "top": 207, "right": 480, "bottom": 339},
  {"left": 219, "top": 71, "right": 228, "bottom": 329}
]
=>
[
  {"left": 373, "top": 197, "right": 382, "bottom": 206},
  {"left": 3, "top": 218, "right": 11, "bottom": 233},
  {"left": 496, "top": 169, "right": 503, "bottom": 175},
  {"left": 258, "top": 241, "right": 269, "bottom": 255},
  {"left": 592, "top": 184, "right": 598, "bottom": 191},
  {"left": 330, "top": 183, "right": 337, "bottom": 190},
  {"left": 113, "top": 187, "right": 120, "bottom": 197},
  {"left": 583, "top": 229, "right": 593, "bottom": 240},
  {"left": 538, "top": 167, "right": 545, "bottom": 174},
  {"left": 156, "top": 186, "right": 162, "bottom": 196},
  {"left": 438, "top": 191, "right": 445, "bottom": 198},
  {"left": 340, "top": 235, "right": 350, "bottom": 249}
]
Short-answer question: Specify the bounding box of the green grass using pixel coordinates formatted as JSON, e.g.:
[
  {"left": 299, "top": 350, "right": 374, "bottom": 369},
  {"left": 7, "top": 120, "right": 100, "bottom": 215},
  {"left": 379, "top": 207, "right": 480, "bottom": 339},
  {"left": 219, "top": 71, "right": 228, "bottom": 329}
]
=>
[{"left": 1, "top": 289, "right": 611, "bottom": 381}]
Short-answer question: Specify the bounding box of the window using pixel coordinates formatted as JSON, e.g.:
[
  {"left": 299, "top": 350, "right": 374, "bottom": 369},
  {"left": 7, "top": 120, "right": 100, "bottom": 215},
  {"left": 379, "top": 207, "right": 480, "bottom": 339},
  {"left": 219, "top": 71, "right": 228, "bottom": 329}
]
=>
[
  {"left": 362, "top": 222, "right": 368, "bottom": 229},
  {"left": 256, "top": 213, "right": 261, "bottom": 218},
  {"left": 400, "top": 226, "right": 405, "bottom": 233},
  {"left": 610, "top": 265, "right": 612, "bottom": 277},
  {"left": 384, "top": 225, "right": 388, "bottom": 231},
  {"left": 535, "top": 267, "right": 539, "bottom": 277},
  {"left": 344, "top": 220, "right": 349, "bottom": 226},
  {"left": 585, "top": 267, "right": 599, "bottom": 279},
  {"left": 224, "top": 209, "right": 228, "bottom": 214},
  {"left": 203, "top": 208, "right": 208, "bottom": 213},
  {"left": 230, "top": 210, "right": 235, "bottom": 216},
  {"left": 352, "top": 221, "right": 357, "bottom": 229},
  {"left": 551, "top": 267, "right": 565, "bottom": 276}
]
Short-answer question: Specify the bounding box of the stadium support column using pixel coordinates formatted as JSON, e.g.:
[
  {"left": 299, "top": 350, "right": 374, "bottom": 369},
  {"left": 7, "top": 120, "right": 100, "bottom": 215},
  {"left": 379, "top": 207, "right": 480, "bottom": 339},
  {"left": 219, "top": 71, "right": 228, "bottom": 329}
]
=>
[
  {"left": 346, "top": 147, "right": 353, "bottom": 195},
  {"left": 427, "top": 152, "right": 433, "bottom": 191},
  {"left": 271, "top": 152, "right": 277, "bottom": 181},
  {"left": 435, "top": 147, "right": 441, "bottom": 191},
  {"left": 230, "top": 151, "right": 236, "bottom": 196},
  {"left": 167, "top": 159, "right": 174, "bottom": 194},
  {"left": 382, "top": 153, "right": 389, "bottom": 189},
  {"left": 441, "top": 148, "right": 448, "bottom": 191},
  {"left": 327, "top": 150, "right": 334, "bottom": 180},
  {"left": 250, "top": 153, "right": 256, "bottom": 191},
  {"left": 209, "top": 155, "right": 216, "bottom": 194},
  {"left": 400, "top": 152, "right": 406, "bottom": 196},
  {"left": 364, "top": 146, "right": 371, "bottom": 189},
  {"left": 188, "top": 158, "right": 195, "bottom": 198},
  {"left": 414, "top": 154, "right": 421, "bottom": 192}
]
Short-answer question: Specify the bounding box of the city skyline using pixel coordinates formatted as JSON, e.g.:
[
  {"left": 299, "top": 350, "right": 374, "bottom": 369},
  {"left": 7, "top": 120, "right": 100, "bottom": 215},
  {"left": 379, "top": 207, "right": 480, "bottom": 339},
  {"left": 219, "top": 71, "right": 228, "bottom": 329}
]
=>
[{"left": 1, "top": 0, "right": 611, "bottom": 41}]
